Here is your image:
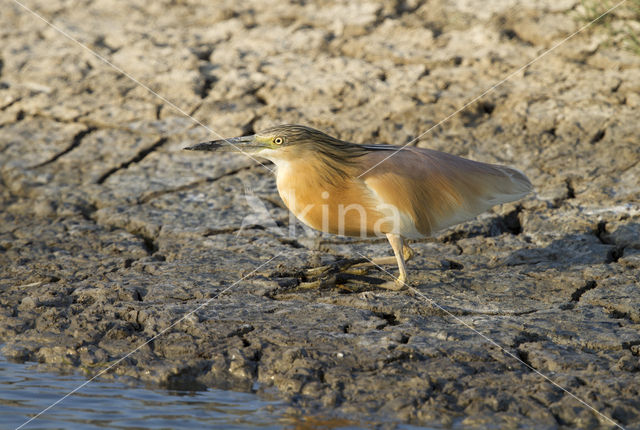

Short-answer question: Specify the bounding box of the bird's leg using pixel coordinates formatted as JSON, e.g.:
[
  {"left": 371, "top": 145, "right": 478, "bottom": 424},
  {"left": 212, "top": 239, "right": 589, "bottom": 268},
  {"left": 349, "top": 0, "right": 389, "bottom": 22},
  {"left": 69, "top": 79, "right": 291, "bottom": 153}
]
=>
[
  {"left": 303, "top": 257, "right": 367, "bottom": 278},
  {"left": 354, "top": 242, "right": 414, "bottom": 267},
  {"left": 302, "top": 238, "right": 414, "bottom": 290},
  {"left": 366, "top": 255, "right": 397, "bottom": 265},
  {"left": 378, "top": 233, "right": 408, "bottom": 290}
]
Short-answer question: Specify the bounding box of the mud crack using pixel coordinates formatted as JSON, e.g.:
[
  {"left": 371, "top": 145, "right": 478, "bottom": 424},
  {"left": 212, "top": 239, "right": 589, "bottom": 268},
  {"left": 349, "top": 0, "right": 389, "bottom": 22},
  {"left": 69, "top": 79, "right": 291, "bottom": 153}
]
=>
[
  {"left": 560, "top": 280, "right": 597, "bottom": 310},
  {"left": 96, "top": 137, "right": 168, "bottom": 184},
  {"left": 138, "top": 164, "right": 256, "bottom": 203},
  {"left": 34, "top": 126, "right": 97, "bottom": 168}
]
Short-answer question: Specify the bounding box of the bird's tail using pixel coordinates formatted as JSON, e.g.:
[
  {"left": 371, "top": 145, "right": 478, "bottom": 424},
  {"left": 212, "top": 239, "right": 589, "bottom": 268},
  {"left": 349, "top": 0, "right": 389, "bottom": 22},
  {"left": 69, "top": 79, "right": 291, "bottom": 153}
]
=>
[{"left": 486, "top": 165, "right": 533, "bottom": 205}]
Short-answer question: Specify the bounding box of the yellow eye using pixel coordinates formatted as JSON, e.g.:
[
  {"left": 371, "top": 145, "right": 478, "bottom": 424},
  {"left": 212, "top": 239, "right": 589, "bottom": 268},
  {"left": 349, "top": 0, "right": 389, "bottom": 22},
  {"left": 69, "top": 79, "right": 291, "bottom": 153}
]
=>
[{"left": 273, "top": 137, "right": 284, "bottom": 145}]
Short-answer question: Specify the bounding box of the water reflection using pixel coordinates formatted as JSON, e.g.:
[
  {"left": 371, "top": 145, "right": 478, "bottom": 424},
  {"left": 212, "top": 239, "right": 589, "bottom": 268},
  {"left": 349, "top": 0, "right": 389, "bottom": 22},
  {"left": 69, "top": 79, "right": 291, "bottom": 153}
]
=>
[
  {"left": 0, "top": 358, "right": 283, "bottom": 430},
  {"left": 0, "top": 358, "right": 430, "bottom": 429}
]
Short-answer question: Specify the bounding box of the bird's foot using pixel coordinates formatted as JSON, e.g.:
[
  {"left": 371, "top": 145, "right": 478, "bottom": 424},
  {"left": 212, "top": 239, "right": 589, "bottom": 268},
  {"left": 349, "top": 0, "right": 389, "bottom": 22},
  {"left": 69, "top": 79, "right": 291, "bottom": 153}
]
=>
[
  {"left": 296, "top": 258, "right": 370, "bottom": 290},
  {"left": 302, "top": 257, "right": 368, "bottom": 279},
  {"left": 300, "top": 258, "right": 411, "bottom": 292},
  {"left": 378, "top": 278, "right": 408, "bottom": 291},
  {"left": 298, "top": 274, "right": 337, "bottom": 290}
]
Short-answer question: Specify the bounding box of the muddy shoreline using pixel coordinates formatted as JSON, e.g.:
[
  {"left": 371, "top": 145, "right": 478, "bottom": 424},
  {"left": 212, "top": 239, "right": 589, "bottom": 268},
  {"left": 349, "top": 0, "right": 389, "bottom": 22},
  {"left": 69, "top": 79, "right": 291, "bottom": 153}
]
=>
[{"left": 1, "top": 0, "right": 639, "bottom": 428}]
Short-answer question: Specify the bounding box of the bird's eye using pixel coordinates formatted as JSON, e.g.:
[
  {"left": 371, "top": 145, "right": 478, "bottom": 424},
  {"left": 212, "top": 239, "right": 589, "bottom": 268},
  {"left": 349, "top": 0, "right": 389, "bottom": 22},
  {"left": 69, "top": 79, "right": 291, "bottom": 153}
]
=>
[{"left": 273, "top": 137, "right": 283, "bottom": 145}]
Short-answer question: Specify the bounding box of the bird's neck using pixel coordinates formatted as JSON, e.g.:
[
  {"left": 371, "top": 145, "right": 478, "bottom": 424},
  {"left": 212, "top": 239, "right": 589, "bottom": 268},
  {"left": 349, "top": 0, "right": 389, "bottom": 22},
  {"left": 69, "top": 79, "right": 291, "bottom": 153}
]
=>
[{"left": 272, "top": 140, "right": 368, "bottom": 174}]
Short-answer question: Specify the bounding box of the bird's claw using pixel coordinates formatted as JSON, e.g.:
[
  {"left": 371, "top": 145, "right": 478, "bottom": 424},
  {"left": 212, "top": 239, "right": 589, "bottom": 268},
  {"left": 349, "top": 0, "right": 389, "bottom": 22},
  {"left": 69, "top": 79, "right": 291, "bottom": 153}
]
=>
[
  {"left": 302, "top": 257, "right": 368, "bottom": 279},
  {"left": 299, "top": 258, "right": 410, "bottom": 292},
  {"left": 378, "top": 279, "right": 407, "bottom": 291}
]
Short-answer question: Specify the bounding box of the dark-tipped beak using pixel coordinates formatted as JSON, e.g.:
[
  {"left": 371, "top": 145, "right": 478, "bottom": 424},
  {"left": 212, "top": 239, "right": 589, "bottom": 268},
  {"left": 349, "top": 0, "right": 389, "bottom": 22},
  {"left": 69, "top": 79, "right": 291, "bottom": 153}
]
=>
[{"left": 184, "top": 135, "right": 258, "bottom": 152}]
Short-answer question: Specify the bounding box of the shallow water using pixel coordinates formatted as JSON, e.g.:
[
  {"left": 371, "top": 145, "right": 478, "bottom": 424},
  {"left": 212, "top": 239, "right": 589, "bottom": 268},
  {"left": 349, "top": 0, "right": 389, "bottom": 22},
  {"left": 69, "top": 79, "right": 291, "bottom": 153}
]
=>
[
  {"left": 0, "top": 357, "right": 437, "bottom": 430},
  {"left": 0, "top": 358, "right": 285, "bottom": 430}
]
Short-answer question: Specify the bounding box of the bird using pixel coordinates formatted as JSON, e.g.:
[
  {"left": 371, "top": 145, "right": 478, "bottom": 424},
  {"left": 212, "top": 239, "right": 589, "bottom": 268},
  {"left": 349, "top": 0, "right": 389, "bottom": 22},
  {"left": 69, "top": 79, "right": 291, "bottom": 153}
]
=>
[{"left": 185, "top": 124, "right": 533, "bottom": 290}]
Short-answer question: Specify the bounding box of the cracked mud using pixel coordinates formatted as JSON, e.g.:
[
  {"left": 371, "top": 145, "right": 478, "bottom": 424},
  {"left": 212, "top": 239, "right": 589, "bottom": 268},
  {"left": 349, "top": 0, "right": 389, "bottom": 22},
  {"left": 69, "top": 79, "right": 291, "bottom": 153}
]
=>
[{"left": 1, "top": 0, "right": 639, "bottom": 428}]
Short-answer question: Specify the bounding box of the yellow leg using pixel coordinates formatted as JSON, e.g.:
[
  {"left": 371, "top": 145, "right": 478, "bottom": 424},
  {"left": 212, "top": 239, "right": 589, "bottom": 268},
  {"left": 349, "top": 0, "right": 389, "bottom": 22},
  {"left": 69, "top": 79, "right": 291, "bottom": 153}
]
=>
[
  {"left": 302, "top": 237, "right": 414, "bottom": 291},
  {"left": 360, "top": 242, "right": 414, "bottom": 266},
  {"left": 369, "top": 255, "right": 396, "bottom": 265},
  {"left": 378, "top": 233, "right": 408, "bottom": 290}
]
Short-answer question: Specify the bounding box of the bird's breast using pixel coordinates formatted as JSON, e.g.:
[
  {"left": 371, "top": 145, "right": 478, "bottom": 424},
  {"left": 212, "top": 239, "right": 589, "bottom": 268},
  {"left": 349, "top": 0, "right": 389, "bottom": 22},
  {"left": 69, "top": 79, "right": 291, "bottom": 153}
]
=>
[{"left": 274, "top": 160, "right": 421, "bottom": 238}]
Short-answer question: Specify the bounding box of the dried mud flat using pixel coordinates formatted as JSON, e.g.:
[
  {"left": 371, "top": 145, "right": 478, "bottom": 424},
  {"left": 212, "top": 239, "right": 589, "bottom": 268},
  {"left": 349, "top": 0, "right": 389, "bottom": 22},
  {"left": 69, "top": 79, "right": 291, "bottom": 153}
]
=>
[{"left": 1, "top": 0, "right": 639, "bottom": 428}]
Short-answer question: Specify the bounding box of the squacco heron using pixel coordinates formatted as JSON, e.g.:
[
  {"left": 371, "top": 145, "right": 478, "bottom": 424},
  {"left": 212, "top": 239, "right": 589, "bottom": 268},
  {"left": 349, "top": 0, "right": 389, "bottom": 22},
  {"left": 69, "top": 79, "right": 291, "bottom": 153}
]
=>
[{"left": 186, "top": 124, "right": 532, "bottom": 290}]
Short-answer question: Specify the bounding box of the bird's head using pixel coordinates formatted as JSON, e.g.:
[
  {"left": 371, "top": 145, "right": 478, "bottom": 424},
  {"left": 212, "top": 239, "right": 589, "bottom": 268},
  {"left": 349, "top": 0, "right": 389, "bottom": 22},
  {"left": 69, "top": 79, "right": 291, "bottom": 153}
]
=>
[{"left": 184, "top": 124, "right": 344, "bottom": 162}]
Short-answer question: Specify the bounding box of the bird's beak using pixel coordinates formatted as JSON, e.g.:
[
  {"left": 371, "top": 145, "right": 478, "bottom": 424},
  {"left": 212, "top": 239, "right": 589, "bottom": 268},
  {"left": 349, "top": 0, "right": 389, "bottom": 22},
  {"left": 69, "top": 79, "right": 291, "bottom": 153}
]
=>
[{"left": 184, "top": 135, "right": 265, "bottom": 152}]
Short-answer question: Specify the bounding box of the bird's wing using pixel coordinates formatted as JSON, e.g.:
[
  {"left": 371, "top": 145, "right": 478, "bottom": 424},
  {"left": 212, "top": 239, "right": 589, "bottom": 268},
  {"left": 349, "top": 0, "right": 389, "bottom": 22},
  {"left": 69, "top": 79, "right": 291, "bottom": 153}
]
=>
[{"left": 359, "top": 146, "right": 532, "bottom": 236}]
